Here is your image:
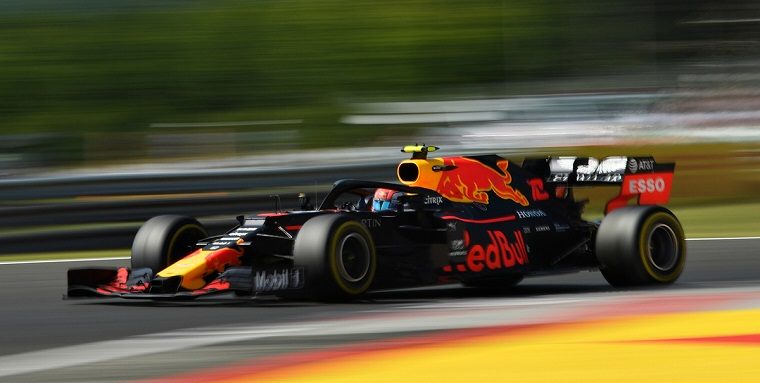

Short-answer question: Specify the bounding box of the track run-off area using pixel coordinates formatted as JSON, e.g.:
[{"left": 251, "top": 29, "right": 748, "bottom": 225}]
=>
[{"left": 0, "top": 237, "right": 759, "bottom": 382}]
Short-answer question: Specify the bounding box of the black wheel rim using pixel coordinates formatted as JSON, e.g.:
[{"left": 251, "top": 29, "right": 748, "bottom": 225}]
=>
[
  {"left": 337, "top": 233, "right": 370, "bottom": 282},
  {"left": 647, "top": 223, "right": 679, "bottom": 272}
]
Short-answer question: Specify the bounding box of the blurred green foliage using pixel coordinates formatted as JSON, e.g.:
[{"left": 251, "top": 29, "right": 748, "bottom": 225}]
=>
[{"left": 0, "top": 1, "right": 659, "bottom": 140}]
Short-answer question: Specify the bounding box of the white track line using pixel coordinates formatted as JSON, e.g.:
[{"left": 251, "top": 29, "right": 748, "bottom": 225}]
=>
[
  {"left": 0, "top": 236, "right": 759, "bottom": 266},
  {"left": 0, "top": 326, "right": 311, "bottom": 378},
  {"left": 686, "top": 236, "right": 760, "bottom": 241}
]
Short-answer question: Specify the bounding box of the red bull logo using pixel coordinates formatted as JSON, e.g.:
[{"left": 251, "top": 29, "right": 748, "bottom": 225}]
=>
[
  {"left": 436, "top": 157, "right": 529, "bottom": 205},
  {"left": 466, "top": 229, "right": 529, "bottom": 272}
]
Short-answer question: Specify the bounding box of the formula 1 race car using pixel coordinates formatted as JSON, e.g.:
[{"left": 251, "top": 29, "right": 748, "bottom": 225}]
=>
[{"left": 67, "top": 145, "right": 686, "bottom": 300}]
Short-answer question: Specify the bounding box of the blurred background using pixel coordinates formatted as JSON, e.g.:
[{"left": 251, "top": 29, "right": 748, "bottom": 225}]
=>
[{"left": 1, "top": 0, "right": 760, "bottom": 254}]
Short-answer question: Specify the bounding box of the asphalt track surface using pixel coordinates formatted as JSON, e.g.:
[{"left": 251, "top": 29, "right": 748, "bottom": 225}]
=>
[{"left": 0, "top": 238, "right": 758, "bottom": 382}]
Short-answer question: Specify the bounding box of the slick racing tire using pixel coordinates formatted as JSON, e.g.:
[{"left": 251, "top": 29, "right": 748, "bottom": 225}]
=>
[
  {"left": 293, "top": 214, "right": 377, "bottom": 300},
  {"left": 595, "top": 206, "right": 686, "bottom": 287},
  {"left": 131, "top": 215, "right": 208, "bottom": 274}
]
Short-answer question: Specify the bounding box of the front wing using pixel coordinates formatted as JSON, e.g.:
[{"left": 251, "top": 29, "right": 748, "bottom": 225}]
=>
[{"left": 67, "top": 266, "right": 305, "bottom": 300}]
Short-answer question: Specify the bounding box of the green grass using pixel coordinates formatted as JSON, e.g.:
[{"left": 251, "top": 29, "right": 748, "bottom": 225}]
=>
[
  {"left": 582, "top": 203, "right": 760, "bottom": 238},
  {"left": 672, "top": 202, "right": 760, "bottom": 238}
]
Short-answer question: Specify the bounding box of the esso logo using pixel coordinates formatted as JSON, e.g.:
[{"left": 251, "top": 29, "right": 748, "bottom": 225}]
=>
[{"left": 628, "top": 178, "right": 665, "bottom": 194}]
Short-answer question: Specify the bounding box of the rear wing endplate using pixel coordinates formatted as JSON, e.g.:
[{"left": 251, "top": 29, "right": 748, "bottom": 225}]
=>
[{"left": 522, "top": 156, "right": 675, "bottom": 214}]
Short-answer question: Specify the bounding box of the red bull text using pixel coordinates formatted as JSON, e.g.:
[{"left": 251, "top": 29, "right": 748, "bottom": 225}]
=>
[{"left": 465, "top": 229, "right": 529, "bottom": 272}]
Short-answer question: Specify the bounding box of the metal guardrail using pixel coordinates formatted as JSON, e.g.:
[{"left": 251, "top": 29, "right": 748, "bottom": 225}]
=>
[
  {"left": 0, "top": 194, "right": 308, "bottom": 228},
  {"left": 0, "top": 162, "right": 399, "bottom": 254},
  {"left": 1, "top": 218, "right": 239, "bottom": 255},
  {"left": 0, "top": 162, "right": 397, "bottom": 201}
]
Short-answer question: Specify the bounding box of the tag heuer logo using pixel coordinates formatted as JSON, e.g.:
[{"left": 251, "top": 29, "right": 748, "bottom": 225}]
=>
[{"left": 627, "top": 158, "right": 638, "bottom": 174}]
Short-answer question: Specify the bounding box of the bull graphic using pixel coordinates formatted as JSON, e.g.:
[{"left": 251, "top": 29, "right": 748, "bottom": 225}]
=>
[{"left": 437, "top": 158, "right": 529, "bottom": 205}]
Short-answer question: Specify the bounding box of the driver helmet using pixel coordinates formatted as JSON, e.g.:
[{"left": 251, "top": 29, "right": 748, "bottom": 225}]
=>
[{"left": 372, "top": 188, "right": 404, "bottom": 211}]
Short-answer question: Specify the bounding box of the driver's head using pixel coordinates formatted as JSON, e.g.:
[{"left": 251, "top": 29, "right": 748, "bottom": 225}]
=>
[{"left": 372, "top": 188, "right": 404, "bottom": 212}]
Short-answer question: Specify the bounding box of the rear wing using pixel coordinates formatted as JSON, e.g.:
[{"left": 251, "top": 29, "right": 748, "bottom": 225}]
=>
[{"left": 522, "top": 156, "right": 675, "bottom": 214}]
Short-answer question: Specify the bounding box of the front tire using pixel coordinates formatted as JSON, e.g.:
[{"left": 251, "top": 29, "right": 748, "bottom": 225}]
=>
[
  {"left": 595, "top": 206, "right": 686, "bottom": 286},
  {"left": 293, "top": 215, "right": 377, "bottom": 300},
  {"left": 131, "top": 215, "right": 208, "bottom": 273}
]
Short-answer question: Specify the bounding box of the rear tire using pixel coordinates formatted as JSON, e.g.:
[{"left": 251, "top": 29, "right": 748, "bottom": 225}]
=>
[
  {"left": 595, "top": 206, "right": 686, "bottom": 287},
  {"left": 292, "top": 215, "right": 377, "bottom": 300},
  {"left": 131, "top": 215, "right": 208, "bottom": 273}
]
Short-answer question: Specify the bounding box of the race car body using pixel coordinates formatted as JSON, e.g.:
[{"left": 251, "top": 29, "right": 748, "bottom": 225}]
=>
[{"left": 67, "top": 146, "right": 685, "bottom": 300}]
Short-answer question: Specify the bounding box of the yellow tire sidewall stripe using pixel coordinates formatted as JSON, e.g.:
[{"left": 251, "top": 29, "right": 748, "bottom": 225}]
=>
[
  {"left": 328, "top": 220, "right": 376, "bottom": 295},
  {"left": 638, "top": 212, "right": 686, "bottom": 282}
]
